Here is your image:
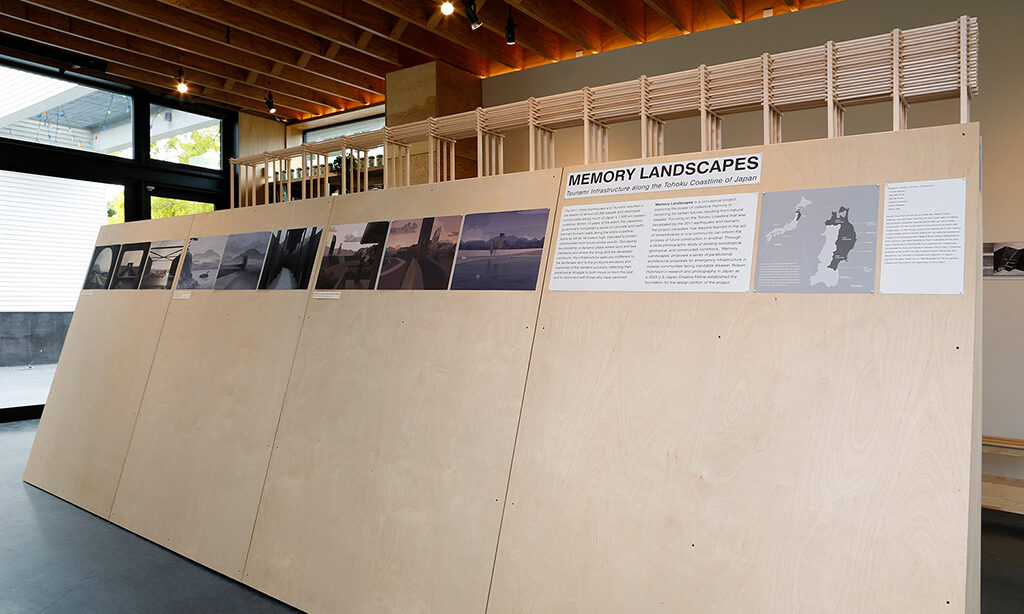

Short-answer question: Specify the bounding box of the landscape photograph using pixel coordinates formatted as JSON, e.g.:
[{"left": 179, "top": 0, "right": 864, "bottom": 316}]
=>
[
  {"left": 315, "top": 221, "right": 389, "bottom": 290},
  {"left": 176, "top": 235, "right": 227, "bottom": 290},
  {"left": 83, "top": 244, "right": 120, "bottom": 289},
  {"left": 377, "top": 215, "right": 461, "bottom": 290},
  {"left": 109, "top": 242, "right": 150, "bottom": 289},
  {"left": 215, "top": 231, "right": 272, "bottom": 289},
  {"left": 259, "top": 226, "right": 323, "bottom": 290},
  {"left": 450, "top": 208, "right": 550, "bottom": 290},
  {"left": 139, "top": 239, "right": 185, "bottom": 290}
]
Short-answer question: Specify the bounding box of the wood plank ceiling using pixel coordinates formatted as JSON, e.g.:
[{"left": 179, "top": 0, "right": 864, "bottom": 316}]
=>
[{"left": 0, "top": 0, "right": 843, "bottom": 121}]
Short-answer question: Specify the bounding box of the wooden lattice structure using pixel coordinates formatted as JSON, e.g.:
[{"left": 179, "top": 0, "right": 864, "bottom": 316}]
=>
[{"left": 230, "top": 16, "right": 978, "bottom": 208}]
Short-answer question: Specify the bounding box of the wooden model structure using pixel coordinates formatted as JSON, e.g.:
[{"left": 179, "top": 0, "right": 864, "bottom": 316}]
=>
[{"left": 231, "top": 16, "right": 978, "bottom": 207}]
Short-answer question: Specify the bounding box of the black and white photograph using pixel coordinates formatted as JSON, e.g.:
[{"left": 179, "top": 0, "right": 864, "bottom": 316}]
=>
[
  {"left": 984, "top": 242, "right": 1024, "bottom": 276},
  {"left": 139, "top": 240, "right": 185, "bottom": 290},
  {"left": 258, "top": 226, "right": 323, "bottom": 290},
  {"left": 176, "top": 235, "right": 228, "bottom": 290},
  {"left": 315, "top": 221, "right": 389, "bottom": 290},
  {"left": 109, "top": 242, "right": 150, "bottom": 289},
  {"left": 83, "top": 244, "right": 120, "bottom": 289},
  {"left": 215, "top": 231, "right": 272, "bottom": 289}
]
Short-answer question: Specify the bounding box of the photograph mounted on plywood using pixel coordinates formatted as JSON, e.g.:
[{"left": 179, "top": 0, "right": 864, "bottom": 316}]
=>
[
  {"left": 177, "top": 235, "right": 228, "bottom": 290},
  {"left": 110, "top": 242, "right": 150, "bottom": 290},
  {"left": 259, "top": 227, "right": 323, "bottom": 290},
  {"left": 451, "top": 208, "right": 550, "bottom": 291},
  {"left": 984, "top": 243, "right": 1024, "bottom": 276},
  {"left": 83, "top": 244, "right": 120, "bottom": 290},
  {"left": 315, "top": 222, "right": 389, "bottom": 290},
  {"left": 216, "top": 232, "right": 271, "bottom": 290},
  {"left": 140, "top": 240, "right": 185, "bottom": 290},
  {"left": 754, "top": 185, "right": 879, "bottom": 293},
  {"left": 377, "top": 216, "right": 461, "bottom": 290}
]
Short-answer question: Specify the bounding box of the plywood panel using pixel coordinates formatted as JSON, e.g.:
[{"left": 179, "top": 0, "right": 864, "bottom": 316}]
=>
[
  {"left": 488, "top": 124, "right": 981, "bottom": 613},
  {"left": 239, "top": 112, "right": 286, "bottom": 158},
  {"left": 109, "top": 199, "right": 331, "bottom": 579},
  {"left": 24, "top": 215, "right": 195, "bottom": 518},
  {"left": 243, "top": 171, "right": 562, "bottom": 613}
]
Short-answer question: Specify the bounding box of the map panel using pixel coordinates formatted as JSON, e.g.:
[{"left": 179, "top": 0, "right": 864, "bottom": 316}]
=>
[{"left": 754, "top": 185, "right": 879, "bottom": 293}]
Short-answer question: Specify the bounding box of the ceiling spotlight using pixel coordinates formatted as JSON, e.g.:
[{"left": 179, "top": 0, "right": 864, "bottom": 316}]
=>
[
  {"left": 265, "top": 92, "right": 277, "bottom": 114},
  {"left": 440, "top": 1, "right": 454, "bottom": 16},
  {"left": 505, "top": 8, "right": 516, "bottom": 45},
  {"left": 175, "top": 68, "right": 188, "bottom": 94},
  {"left": 463, "top": 0, "right": 482, "bottom": 30}
]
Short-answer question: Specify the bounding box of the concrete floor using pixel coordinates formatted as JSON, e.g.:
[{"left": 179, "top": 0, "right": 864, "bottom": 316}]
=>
[
  {"left": 0, "top": 419, "right": 298, "bottom": 614},
  {"left": 1, "top": 417, "right": 1023, "bottom": 613},
  {"left": 0, "top": 365, "right": 56, "bottom": 410}
]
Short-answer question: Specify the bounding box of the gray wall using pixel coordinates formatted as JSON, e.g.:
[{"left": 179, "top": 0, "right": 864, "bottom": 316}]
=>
[{"left": 0, "top": 312, "right": 72, "bottom": 367}]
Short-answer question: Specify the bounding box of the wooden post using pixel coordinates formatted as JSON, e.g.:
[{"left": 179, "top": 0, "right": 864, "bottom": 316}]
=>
[
  {"left": 959, "top": 15, "right": 970, "bottom": 123},
  {"left": 892, "top": 28, "right": 906, "bottom": 131}
]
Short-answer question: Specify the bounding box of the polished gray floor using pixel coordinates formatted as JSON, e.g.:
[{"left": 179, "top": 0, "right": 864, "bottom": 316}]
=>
[
  {"left": 0, "top": 365, "right": 55, "bottom": 410},
  {"left": 2, "top": 418, "right": 1023, "bottom": 613},
  {"left": 0, "top": 419, "right": 298, "bottom": 614}
]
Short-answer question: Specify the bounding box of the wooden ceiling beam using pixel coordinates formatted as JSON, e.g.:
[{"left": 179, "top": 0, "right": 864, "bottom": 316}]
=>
[
  {"left": 296, "top": 0, "right": 490, "bottom": 77},
  {"left": 29, "top": 0, "right": 385, "bottom": 94},
  {"left": 152, "top": 0, "right": 401, "bottom": 78},
  {"left": 571, "top": 0, "right": 646, "bottom": 41},
  {"left": 220, "top": 0, "right": 430, "bottom": 68},
  {"left": 360, "top": 0, "right": 526, "bottom": 69},
  {"left": 503, "top": 0, "right": 603, "bottom": 52},
  {"left": 712, "top": 0, "right": 743, "bottom": 23},
  {"left": 0, "top": 15, "right": 313, "bottom": 118},
  {"left": 1, "top": 0, "right": 350, "bottom": 110},
  {"left": 642, "top": 0, "right": 693, "bottom": 33},
  {"left": 18, "top": 0, "right": 381, "bottom": 100}
]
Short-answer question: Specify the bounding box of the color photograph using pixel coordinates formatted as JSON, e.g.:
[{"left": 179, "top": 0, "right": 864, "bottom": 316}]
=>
[
  {"left": 985, "top": 242, "right": 1024, "bottom": 276},
  {"left": 215, "top": 231, "right": 271, "bottom": 289},
  {"left": 83, "top": 244, "right": 120, "bottom": 289},
  {"left": 259, "top": 226, "right": 323, "bottom": 290},
  {"left": 110, "top": 242, "right": 150, "bottom": 289},
  {"left": 176, "top": 235, "right": 228, "bottom": 290},
  {"left": 377, "top": 216, "right": 461, "bottom": 290},
  {"left": 315, "top": 221, "right": 389, "bottom": 290},
  {"left": 450, "top": 208, "right": 550, "bottom": 290},
  {"left": 139, "top": 239, "right": 185, "bottom": 290}
]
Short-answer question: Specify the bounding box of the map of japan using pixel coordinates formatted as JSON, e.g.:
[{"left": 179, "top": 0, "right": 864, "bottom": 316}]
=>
[{"left": 754, "top": 185, "right": 878, "bottom": 294}]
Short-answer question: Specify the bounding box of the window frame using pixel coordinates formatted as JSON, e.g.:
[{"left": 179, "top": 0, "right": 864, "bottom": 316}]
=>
[{"left": 0, "top": 54, "right": 237, "bottom": 222}]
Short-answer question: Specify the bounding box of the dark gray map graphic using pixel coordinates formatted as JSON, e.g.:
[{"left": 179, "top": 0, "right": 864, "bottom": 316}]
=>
[{"left": 754, "top": 185, "right": 879, "bottom": 293}]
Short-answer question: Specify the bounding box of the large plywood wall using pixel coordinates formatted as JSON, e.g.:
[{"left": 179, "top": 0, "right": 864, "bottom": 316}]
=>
[{"left": 24, "top": 125, "right": 979, "bottom": 613}]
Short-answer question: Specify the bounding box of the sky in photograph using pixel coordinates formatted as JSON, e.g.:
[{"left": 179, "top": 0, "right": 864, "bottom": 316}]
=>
[
  {"left": 386, "top": 218, "right": 422, "bottom": 250},
  {"left": 460, "top": 209, "right": 549, "bottom": 242}
]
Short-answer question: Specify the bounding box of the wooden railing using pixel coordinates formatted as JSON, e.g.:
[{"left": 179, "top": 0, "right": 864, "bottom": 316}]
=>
[
  {"left": 230, "top": 16, "right": 978, "bottom": 208},
  {"left": 983, "top": 436, "right": 1024, "bottom": 515}
]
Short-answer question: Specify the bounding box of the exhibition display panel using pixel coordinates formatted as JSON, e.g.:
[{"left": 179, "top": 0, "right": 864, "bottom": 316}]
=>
[{"left": 24, "top": 124, "right": 980, "bottom": 613}]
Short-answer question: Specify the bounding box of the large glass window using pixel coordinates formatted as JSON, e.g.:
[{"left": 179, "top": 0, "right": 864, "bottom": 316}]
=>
[
  {"left": 0, "top": 65, "right": 132, "bottom": 157},
  {"left": 303, "top": 114, "right": 385, "bottom": 144},
  {"left": 151, "top": 196, "right": 214, "bottom": 218},
  {"left": 0, "top": 169, "right": 123, "bottom": 311},
  {"left": 149, "top": 104, "right": 222, "bottom": 170}
]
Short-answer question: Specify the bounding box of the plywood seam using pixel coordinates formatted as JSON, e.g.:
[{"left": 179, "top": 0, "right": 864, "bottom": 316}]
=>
[
  {"left": 483, "top": 169, "right": 566, "bottom": 614},
  {"left": 240, "top": 214, "right": 333, "bottom": 580},
  {"left": 107, "top": 214, "right": 198, "bottom": 520}
]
